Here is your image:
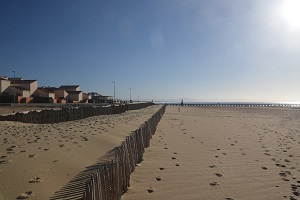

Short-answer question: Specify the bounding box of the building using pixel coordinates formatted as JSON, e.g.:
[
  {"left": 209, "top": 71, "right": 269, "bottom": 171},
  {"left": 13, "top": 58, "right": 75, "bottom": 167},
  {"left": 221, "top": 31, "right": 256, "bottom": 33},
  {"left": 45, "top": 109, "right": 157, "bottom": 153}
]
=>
[
  {"left": 58, "top": 85, "right": 80, "bottom": 91},
  {"left": 82, "top": 93, "right": 92, "bottom": 103},
  {"left": 58, "top": 85, "right": 83, "bottom": 103},
  {"left": 89, "top": 92, "right": 113, "bottom": 104},
  {"left": 55, "top": 89, "right": 68, "bottom": 99},
  {"left": 8, "top": 78, "right": 38, "bottom": 96},
  {"left": 1, "top": 76, "right": 103, "bottom": 104},
  {"left": 10, "top": 86, "right": 31, "bottom": 98},
  {"left": 33, "top": 87, "right": 56, "bottom": 99},
  {"left": 66, "top": 91, "right": 83, "bottom": 103},
  {"left": 0, "top": 76, "right": 10, "bottom": 94},
  {"left": 0, "top": 77, "right": 38, "bottom": 103}
]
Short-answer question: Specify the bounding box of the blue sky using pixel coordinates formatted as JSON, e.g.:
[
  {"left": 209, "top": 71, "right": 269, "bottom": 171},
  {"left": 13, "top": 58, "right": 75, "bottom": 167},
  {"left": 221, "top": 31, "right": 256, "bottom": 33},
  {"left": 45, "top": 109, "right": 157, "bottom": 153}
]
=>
[{"left": 1, "top": 0, "right": 300, "bottom": 102}]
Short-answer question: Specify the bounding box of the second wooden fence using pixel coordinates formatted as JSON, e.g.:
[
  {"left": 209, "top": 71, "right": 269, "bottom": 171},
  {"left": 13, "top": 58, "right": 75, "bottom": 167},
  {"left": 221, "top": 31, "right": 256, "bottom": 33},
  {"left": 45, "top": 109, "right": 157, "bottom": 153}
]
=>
[{"left": 82, "top": 105, "right": 166, "bottom": 200}]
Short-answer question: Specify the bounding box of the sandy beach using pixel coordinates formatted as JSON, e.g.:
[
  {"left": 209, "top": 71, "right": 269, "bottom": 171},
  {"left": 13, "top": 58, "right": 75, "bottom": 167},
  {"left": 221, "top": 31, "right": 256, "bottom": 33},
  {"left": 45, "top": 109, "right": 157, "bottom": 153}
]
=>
[
  {"left": 122, "top": 106, "right": 300, "bottom": 200},
  {"left": 0, "top": 105, "right": 162, "bottom": 200}
]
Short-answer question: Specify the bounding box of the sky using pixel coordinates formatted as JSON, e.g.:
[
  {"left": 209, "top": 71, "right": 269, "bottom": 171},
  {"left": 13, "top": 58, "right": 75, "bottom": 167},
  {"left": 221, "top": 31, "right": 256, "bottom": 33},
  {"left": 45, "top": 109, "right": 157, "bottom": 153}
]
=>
[{"left": 1, "top": 0, "right": 300, "bottom": 102}]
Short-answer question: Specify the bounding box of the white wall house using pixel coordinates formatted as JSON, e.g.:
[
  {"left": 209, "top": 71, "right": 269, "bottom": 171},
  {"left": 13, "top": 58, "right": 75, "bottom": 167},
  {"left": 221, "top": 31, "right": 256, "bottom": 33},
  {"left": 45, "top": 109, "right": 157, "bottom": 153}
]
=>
[
  {"left": 8, "top": 79, "right": 38, "bottom": 96},
  {"left": 0, "top": 77, "right": 10, "bottom": 94}
]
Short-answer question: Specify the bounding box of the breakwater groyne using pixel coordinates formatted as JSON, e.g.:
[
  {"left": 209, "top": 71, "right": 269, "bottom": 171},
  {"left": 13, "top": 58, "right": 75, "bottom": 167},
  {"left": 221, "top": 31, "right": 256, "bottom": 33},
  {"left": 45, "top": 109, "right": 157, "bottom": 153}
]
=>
[
  {"left": 166, "top": 103, "right": 300, "bottom": 107},
  {"left": 0, "top": 103, "right": 154, "bottom": 124}
]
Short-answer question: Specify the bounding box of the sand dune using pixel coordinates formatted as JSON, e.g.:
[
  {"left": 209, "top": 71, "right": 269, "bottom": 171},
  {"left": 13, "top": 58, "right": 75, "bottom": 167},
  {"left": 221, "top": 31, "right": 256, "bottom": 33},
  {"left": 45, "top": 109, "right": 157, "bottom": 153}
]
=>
[
  {"left": 122, "top": 106, "right": 300, "bottom": 200},
  {"left": 0, "top": 105, "right": 162, "bottom": 200}
]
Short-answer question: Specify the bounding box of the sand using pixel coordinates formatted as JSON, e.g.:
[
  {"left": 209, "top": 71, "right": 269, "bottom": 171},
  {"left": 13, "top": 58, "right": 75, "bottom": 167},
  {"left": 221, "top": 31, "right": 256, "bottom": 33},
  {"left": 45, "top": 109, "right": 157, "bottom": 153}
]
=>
[
  {"left": 0, "top": 105, "right": 162, "bottom": 200},
  {"left": 122, "top": 106, "right": 300, "bottom": 200}
]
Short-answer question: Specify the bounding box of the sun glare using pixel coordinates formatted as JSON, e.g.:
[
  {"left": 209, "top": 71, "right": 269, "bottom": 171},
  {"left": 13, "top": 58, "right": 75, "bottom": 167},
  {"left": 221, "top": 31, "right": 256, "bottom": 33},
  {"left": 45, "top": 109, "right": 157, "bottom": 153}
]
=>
[{"left": 281, "top": 0, "right": 300, "bottom": 29}]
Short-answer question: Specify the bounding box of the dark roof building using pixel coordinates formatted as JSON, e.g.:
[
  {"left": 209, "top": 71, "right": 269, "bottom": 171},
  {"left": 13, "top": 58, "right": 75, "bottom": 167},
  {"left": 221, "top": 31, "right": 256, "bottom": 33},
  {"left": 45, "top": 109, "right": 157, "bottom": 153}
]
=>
[{"left": 9, "top": 80, "right": 37, "bottom": 84}]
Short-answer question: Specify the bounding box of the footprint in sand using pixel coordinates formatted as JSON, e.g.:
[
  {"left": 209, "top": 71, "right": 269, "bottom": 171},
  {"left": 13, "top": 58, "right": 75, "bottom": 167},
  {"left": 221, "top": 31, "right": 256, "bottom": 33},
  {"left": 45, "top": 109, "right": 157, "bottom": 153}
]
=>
[
  {"left": 175, "top": 164, "right": 180, "bottom": 166},
  {"left": 29, "top": 177, "right": 43, "bottom": 183},
  {"left": 276, "top": 163, "right": 286, "bottom": 168},
  {"left": 261, "top": 166, "right": 268, "bottom": 170},
  {"left": 155, "top": 176, "right": 162, "bottom": 181},
  {"left": 172, "top": 157, "right": 176, "bottom": 160},
  {"left": 292, "top": 191, "right": 299, "bottom": 197},
  {"left": 279, "top": 171, "right": 292, "bottom": 177},
  {"left": 209, "top": 165, "right": 217, "bottom": 168},
  {"left": 291, "top": 184, "right": 299, "bottom": 192},
  {"left": 16, "top": 191, "right": 33, "bottom": 199},
  {"left": 215, "top": 173, "right": 223, "bottom": 177},
  {"left": 159, "top": 167, "right": 165, "bottom": 170},
  {"left": 28, "top": 154, "right": 36, "bottom": 158},
  {"left": 209, "top": 182, "right": 219, "bottom": 186},
  {"left": 0, "top": 160, "right": 8, "bottom": 164},
  {"left": 147, "top": 187, "right": 155, "bottom": 193}
]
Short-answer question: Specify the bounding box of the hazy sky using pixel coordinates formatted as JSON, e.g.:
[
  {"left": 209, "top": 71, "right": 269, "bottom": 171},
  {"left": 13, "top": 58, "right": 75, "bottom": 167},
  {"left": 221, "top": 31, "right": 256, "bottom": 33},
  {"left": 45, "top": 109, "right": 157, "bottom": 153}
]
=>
[{"left": 1, "top": 0, "right": 300, "bottom": 102}]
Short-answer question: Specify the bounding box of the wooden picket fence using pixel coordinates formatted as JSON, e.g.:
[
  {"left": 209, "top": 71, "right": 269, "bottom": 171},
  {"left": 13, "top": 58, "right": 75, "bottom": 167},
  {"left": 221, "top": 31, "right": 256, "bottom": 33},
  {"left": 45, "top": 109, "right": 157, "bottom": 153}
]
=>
[
  {"left": 0, "top": 103, "right": 154, "bottom": 124},
  {"left": 82, "top": 105, "right": 166, "bottom": 200}
]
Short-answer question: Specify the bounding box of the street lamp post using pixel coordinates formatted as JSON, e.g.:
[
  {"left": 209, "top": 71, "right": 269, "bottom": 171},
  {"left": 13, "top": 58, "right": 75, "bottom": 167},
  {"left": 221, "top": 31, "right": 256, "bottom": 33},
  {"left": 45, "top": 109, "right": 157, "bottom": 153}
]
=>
[
  {"left": 129, "top": 88, "right": 131, "bottom": 103},
  {"left": 138, "top": 96, "right": 139, "bottom": 102},
  {"left": 12, "top": 70, "right": 15, "bottom": 104},
  {"left": 112, "top": 81, "right": 115, "bottom": 103}
]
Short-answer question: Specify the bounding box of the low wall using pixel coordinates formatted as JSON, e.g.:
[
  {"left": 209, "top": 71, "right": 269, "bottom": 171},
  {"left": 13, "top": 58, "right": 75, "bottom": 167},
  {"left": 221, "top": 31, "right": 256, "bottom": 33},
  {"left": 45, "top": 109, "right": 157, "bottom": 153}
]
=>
[
  {"left": 0, "top": 103, "right": 154, "bottom": 124},
  {"left": 82, "top": 105, "right": 166, "bottom": 200}
]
